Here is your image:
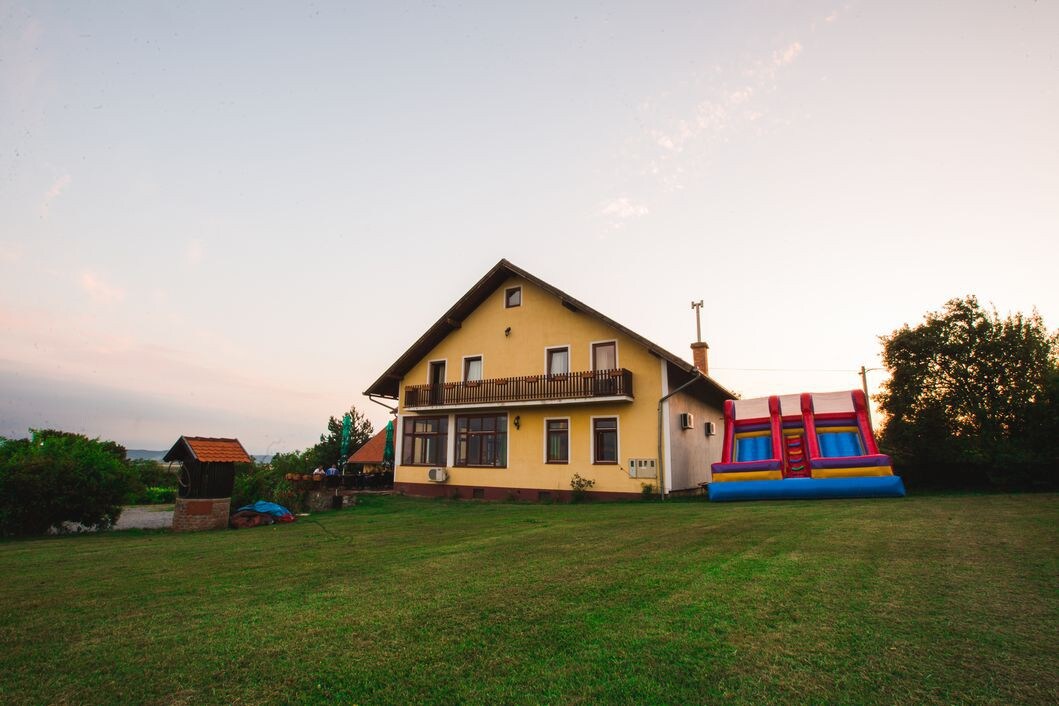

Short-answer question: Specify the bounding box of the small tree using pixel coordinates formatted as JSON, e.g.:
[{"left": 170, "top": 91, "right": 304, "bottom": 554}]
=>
[
  {"left": 0, "top": 430, "right": 137, "bottom": 536},
  {"left": 313, "top": 406, "right": 373, "bottom": 468},
  {"left": 877, "top": 296, "right": 1059, "bottom": 486}
]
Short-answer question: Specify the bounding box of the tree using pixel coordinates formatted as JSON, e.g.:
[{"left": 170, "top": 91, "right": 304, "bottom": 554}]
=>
[
  {"left": 877, "top": 296, "right": 1059, "bottom": 485},
  {"left": 0, "top": 430, "right": 137, "bottom": 536},
  {"left": 313, "top": 406, "right": 374, "bottom": 468}
]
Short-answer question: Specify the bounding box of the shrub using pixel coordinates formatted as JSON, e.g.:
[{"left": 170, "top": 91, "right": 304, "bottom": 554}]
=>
[
  {"left": 569, "top": 473, "right": 596, "bottom": 503},
  {"left": 144, "top": 486, "right": 176, "bottom": 504},
  {"left": 231, "top": 451, "right": 314, "bottom": 513},
  {"left": 124, "top": 459, "right": 179, "bottom": 504},
  {"left": 641, "top": 483, "right": 655, "bottom": 500},
  {"left": 0, "top": 430, "right": 136, "bottom": 537}
]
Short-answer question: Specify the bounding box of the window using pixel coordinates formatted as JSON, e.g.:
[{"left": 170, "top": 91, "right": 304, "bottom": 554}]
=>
[
  {"left": 546, "top": 419, "right": 569, "bottom": 463},
  {"left": 463, "top": 356, "right": 483, "bottom": 381},
  {"left": 592, "top": 341, "right": 617, "bottom": 370},
  {"left": 505, "top": 286, "right": 522, "bottom": 308},
  {"left": 546, "top": 347, "right": 569, "bottom": 376},
  {"left": 402, "top": 417, "right": 448, "bottom": 466},
  {"left": 455, "top": 414, "right": 507, "bottom": 467},
  {"left": 593, "top": 417, "right": 618, "bottom": 464}
]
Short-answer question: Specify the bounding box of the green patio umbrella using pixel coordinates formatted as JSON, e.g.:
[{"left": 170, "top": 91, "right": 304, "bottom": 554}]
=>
[
  {"left": 339, "top": 412, "right": 352, "bottom": 465},
  {"left": 383, "top": 420, "right": 395, "bottom": 468}
]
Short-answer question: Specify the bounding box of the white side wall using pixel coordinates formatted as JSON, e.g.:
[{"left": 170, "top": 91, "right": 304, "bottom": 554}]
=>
[{"left": 667, "top": 390, "right": 725, "bottom": 490}]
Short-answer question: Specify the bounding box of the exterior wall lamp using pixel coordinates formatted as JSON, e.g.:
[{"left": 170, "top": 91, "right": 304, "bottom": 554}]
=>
[{"left": 513, "top": 415, "right": 520, "bottom": 430}]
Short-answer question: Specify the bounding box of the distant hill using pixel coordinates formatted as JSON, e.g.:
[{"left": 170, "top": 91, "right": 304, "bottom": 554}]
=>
[
  {"left": 126, "top": 449, "right": 272, "bottom": 464},
  {"left": 126, "top": 449, "right": 166, "bottom": 461}
]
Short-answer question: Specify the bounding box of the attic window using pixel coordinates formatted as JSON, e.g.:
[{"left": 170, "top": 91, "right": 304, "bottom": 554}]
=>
[{"left": 505, "top": 286, "right": 522, "bottom": 308}]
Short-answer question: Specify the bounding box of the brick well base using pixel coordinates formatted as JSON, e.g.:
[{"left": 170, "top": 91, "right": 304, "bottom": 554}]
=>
[{"left": 172, "top": 497, "right": 231, "bottom": 532}]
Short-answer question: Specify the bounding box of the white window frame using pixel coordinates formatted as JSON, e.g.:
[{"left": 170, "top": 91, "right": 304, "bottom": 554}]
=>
[
  {"left": 461, "top": 354, "right": 484, "bottom": 382},
  {"left": 544, "top": 345, "right": 571, "bottom": 376},
  {"left": 590, "top": 415, "right": 620, "bottom": 465},
  {"left": 589, "top": 339, "right": 619, "bottom": 371},
  {"left": 543, "top": 416, "right": 572, "bottom": 464},
  {"left": 504, "top": 285, "right": 523, "bottom": 308}
]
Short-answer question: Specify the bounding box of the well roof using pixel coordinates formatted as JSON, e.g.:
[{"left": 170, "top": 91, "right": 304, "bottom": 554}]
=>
[{"left": 163, "top": 436, "right": 252, "bottom": 464}]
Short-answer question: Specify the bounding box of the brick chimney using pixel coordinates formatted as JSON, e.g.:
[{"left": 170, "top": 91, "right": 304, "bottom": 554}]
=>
[{"left": 691, "top": 341, "right": 709, "bottom": 375}]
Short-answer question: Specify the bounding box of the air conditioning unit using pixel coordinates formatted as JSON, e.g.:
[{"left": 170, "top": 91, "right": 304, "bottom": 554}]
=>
[
  {"left": 679, "top": 412, "right": 695, "bottom": 430},
  {"left": 427, "top": 467, "right": 448, "bottom": 482},
  {"left": 704, "top": 421, "right": 717, "bottom": 436},
  {"left": 628, "top": 458, "right": 657, "bottom": 479}
]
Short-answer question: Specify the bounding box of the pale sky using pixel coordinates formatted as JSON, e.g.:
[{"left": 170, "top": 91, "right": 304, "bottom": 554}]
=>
[{"left": 1, "top": 1, "right": 1057, "bottom": 452}]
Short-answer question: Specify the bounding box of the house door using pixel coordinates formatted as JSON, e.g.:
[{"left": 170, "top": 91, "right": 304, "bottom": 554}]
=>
[
  {"left": 429, "top": 361, "right": 446, "bottom": 405},
  {"left": 592, "top": 342, "right": 617, "bottom": 395}
]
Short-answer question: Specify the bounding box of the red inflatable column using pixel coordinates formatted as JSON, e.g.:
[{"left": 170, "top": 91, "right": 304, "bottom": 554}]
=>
[
  {"left": 801, "top": 393, "right": 820, "bottom": 460},
  {"left": 721, "top": 399, "right": 736, "bottom": 464},
  {"left": 768, "top": 396, "right": 783, "bottom": 461}
]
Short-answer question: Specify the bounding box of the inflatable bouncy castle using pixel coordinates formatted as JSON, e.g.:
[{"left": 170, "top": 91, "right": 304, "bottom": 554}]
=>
[{"left": 709, "top": 390, "right": 905, "bottom": 501}]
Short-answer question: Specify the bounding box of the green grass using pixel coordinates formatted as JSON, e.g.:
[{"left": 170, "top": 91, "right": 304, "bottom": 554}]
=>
[{"left": 1, "top": 494, "right": 1056, "bottom": 705}]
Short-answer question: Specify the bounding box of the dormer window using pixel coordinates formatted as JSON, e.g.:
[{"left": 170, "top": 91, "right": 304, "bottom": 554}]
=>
[{"left": 505, "top": 286, "right": 522, "bottom": 308}]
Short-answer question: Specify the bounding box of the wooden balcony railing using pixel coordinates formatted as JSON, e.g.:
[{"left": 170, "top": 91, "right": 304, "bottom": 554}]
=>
[{"left": 404, "top": 369, "right": 633, "bottom": 408}]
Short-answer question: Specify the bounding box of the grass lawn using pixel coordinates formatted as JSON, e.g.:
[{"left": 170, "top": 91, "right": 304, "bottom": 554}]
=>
[{"left": 0, "top": 493, "right": 1056, "bottom": 705}]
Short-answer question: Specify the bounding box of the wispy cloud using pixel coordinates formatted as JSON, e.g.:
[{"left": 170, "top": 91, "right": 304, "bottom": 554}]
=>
[
  {"left": 595, "top": 33, "right": 816, "bottom": 228},
  {"left": 40, "top": 173, "right": 71, "bottom": 219},
  {"left": 80, "top": 271, "right": 125, "bottom": 303},
  {"left": 599, "top": 197, "right": 649, "bottom": 229}
]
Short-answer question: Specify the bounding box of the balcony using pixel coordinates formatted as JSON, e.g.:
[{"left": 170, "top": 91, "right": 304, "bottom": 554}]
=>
[{"left": 403, "top": 369, "right": 634, "bottom": 410}]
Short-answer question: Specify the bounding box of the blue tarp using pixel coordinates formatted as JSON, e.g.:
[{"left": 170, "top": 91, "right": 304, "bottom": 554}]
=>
[
  {"left": 235, "top": 501, "right": 294, "bottom": 517},
  {"left": 708, "top": 476, "right": 906, "bottom": 502}
]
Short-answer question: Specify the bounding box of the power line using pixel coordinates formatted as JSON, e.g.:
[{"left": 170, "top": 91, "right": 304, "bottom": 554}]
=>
[{"left": 711, "top": 367, "right": 863, "bottom": 373}]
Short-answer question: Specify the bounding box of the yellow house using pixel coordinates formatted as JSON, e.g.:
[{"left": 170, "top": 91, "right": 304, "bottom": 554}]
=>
[{"left": 364, "top": 260, "right": 735, "bottom": 500}]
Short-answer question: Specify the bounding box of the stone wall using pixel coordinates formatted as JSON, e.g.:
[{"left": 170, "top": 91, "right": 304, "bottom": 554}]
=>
[
  {"left": 172, "top": 497, "right": 231, "bottom": 532},
  {"left": 306, "top": 489, "right": 357, "bottom": 512}
]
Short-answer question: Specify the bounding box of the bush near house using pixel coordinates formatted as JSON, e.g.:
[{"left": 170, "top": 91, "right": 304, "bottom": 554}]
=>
[{"left": 0, "top": 430, "right": 136, "bottom": 537}]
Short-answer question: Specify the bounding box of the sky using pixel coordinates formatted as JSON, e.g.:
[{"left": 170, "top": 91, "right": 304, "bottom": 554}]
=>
[{"left": 1, "top": 1, "right": 1057, "bottom": 453}]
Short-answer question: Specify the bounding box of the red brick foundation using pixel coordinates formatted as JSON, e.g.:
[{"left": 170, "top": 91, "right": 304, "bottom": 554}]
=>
[
  {"left": 172, "top": 497, "right": 231, "bottom": 531},
  {"left": 394, "top": 482, "right": 640, "bottom": 502}
]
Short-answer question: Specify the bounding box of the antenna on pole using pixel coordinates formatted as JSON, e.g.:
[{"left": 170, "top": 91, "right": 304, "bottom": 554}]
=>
[{"left": 691, "top": 300, "right": 704, "bottom": 343}]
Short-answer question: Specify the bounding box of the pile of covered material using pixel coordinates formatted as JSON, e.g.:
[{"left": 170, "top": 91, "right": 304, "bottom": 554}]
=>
[{"left": 229, "top": 501, "right": 296, "bottom": 529}]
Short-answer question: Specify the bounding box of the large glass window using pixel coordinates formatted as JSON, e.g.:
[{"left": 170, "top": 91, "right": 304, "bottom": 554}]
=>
[
  {"left": 455, "top": 414, "right": 507, "bottom": 467},
  {"left": 546, "top": 419, "right": 569, "bottom": 463},
  {"left": 593, "top": 417, "right": 618, "bottom": 464},
  {"left": 546, "top": 347, "right": 569, "bottom": 376},
  {"left": 402, "top": 417, "right": 448, "bottom": 466}
]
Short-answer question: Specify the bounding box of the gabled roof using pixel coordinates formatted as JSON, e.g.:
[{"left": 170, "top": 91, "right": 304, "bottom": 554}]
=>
[
  {"left": 364, "top": 259, "right": 735, "bottom": 403},
  {"left": 348, "top": 427, "right": 388, "bottom": 464},
  {"left": 163, "top": 436, "right": 252, "bottom": 463}
]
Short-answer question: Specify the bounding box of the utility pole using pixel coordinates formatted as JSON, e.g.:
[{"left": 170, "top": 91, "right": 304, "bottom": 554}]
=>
[
  {"left": 691, "top": 300, "right": 704, "bottom": 343},
  {"left": 859, "top": 365, "right": 874, "bottom": 433}
]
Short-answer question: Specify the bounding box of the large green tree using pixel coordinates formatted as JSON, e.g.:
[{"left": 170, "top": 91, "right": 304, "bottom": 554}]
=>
[
  {"left": 313, "top": 406, "right": 374, "bottom": 468},
  {"left": 0, "top": 430, "right": 137, "bottom": 536},
  {"left": 877, "top": 296, "right": 1059, "bottom": 483}
]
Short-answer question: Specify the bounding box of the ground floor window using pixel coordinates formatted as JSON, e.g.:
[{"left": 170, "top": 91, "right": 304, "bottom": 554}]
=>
[
  {"left": 455, "top": 414, "right": 507, "bottom": 467},
  {"left": 593, "top": 417, "right": 618, "bottom": 464},
  {"left": 546, "top": 419, "right": 569, "bottom": 463},
  {"left": 402, "top": 416, "right": 448, "bottom": 466}
]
